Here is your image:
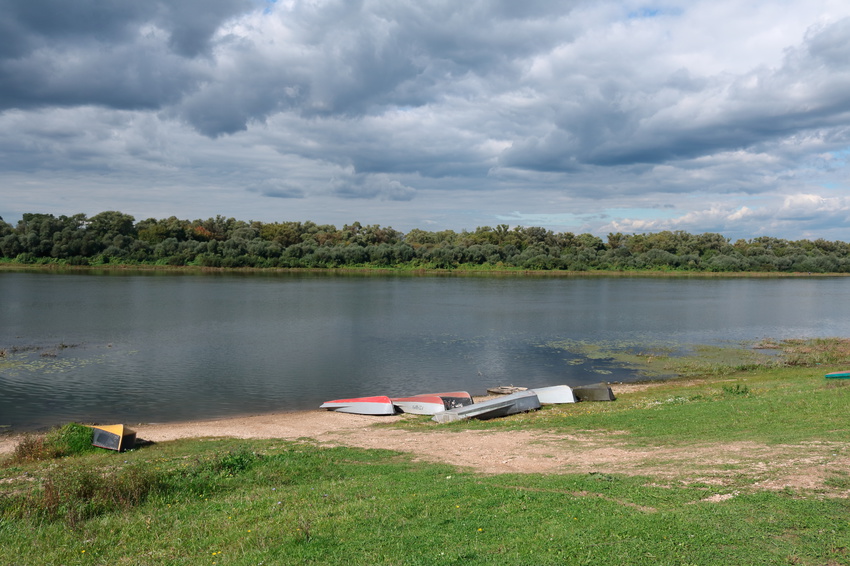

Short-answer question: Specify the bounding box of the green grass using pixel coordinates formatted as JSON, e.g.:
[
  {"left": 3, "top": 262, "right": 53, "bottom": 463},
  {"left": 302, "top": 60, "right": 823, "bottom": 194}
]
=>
[
  {"left": 3, "top": 339, "right": 850, "bottom": 565},
  {"left": 520, "top": 367, "right": 850, "bottom": 447},
  {"left": 2, "top": 438, "right": 849, "bottom": 565}
]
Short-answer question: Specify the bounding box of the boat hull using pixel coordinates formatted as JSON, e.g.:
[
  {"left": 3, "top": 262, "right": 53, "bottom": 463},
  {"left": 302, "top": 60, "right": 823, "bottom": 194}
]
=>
[
  {"left": 825, "top": 371, "right": 850, "bottom": 379},
  {"left": 90, "top": 424, "right": 136, "bottom": 452},
  {"left": 320, "top": 396, "right": 397, "bottom": 415},
  {"left": 529, "top": 385, "right": 576, "bottom": 404},
  {"left": 573, "top": 383, "right": 616, "bottom": 402},
  {"left": 433, "top": 391, "right": 540, "bottom": 423},
  {"left": 391, "top": 395, "right": 446, "bottom": 415}
]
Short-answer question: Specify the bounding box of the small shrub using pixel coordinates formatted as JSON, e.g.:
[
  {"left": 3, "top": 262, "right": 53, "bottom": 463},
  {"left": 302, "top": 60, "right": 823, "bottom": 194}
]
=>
[{"left": 11, "top": 434, "right": 57, "bottom": 462}]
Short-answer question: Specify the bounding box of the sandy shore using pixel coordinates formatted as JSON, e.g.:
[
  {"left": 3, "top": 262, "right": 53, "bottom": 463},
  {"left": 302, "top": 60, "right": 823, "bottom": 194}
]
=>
[
  {"left": 0, "top": 384, "right": 652, "bottom": 473},
  {"left": 0, "top": 386, "right": 647, "bottom": 475},
  {"left": 0, "top": 407, "right": 582, "bottom": 474},
  {"left": 3, "top": 383, "right": 845, "bottom": 489}
]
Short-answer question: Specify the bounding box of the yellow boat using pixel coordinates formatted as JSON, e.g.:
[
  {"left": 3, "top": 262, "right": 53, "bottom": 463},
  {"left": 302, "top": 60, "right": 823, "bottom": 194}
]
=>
[{"left": 89, "top": 424, "right": 136, "bottom": 452}]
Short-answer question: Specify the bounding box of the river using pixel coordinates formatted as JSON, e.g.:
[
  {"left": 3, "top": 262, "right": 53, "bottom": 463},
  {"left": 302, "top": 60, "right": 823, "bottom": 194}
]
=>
[{"left": 1, "top": 271, "right": 848, "bottom": 430}]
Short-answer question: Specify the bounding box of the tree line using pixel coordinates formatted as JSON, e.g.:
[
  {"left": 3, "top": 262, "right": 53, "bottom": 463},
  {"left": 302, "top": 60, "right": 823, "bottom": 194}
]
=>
[{"left": 1, "top": 211, "right": 849, "bottom": 273}]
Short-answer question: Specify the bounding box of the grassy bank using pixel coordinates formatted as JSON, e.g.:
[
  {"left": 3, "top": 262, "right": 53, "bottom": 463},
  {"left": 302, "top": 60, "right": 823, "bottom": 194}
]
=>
[{"left": 2, "top": 341, "right": 850, "bottom": 565}]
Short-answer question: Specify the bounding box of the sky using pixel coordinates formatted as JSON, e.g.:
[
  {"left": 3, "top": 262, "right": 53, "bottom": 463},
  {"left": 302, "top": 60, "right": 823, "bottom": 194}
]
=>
[{"left": 2, "top": 0, "right": 850, "bottom": 240}]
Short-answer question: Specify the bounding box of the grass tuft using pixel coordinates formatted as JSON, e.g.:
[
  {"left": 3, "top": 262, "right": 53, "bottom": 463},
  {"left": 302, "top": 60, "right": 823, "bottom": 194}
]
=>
[{"left": 722, "top": 384, "right": 751, "bottom": 396}]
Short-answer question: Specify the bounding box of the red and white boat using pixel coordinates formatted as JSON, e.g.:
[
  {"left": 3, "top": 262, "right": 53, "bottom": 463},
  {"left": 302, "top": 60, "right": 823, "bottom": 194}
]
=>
[
  {"left": 391, "top": 394, "right": 447, "bottom": 415},
  {"left": 319, "top": 395, "right": 397, "bottom": 415},
  {"left": 392, "top": 391, "right": 474, "bottom": 414}
]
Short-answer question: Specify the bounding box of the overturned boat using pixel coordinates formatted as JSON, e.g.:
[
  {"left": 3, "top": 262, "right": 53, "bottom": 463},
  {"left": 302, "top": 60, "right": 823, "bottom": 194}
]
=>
[
  {"left": 320, "top": 395, "right": 397, "bottom": 415},
  {"left": 392, "top": 391, "right": 475, "bottom": 415},
  {"left": 391, "top": 395, "right": 447, "bottom": 415},
  {"left": 529, "top": 384, "right": 577, "bottom": 404},
  {"left": 433, "top": 390, "right": 540, "bottom": 423},
  {"left": 90, "top": 424, "right": 137, "bottom": 452},
  {"left": 572, "top": 383, "right": 616, "bottom": 402},
  {"left": 826, "top": 370, "right": 850, "bottom": 379}
]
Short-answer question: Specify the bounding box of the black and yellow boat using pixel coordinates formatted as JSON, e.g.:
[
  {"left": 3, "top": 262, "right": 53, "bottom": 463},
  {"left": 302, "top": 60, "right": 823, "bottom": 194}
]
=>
[{"left": 89, "top": 424, "right": 136, "bottom": 452}]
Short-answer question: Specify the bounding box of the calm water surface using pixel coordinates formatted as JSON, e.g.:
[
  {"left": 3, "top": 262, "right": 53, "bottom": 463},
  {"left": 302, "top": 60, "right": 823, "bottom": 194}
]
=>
[{"left": 1, "top": 271, "right": 849, "bottom": 430}]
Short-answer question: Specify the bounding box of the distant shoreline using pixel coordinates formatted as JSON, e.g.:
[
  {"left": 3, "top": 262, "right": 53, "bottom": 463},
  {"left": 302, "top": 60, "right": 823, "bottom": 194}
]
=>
[{"left": 1, "top": 262, "right": 846, "bottom": 278}]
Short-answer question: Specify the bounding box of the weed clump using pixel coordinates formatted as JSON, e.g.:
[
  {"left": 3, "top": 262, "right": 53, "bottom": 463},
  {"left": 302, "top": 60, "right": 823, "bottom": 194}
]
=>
[
  {"left": 781, "top": 337, "right": 850, "bottom": 366},
  {"left": 9, "top": 423, "right": 97, "bottom": 463},
  {"left": 722, "top": 384, "right": 751, "bottom": 396}
]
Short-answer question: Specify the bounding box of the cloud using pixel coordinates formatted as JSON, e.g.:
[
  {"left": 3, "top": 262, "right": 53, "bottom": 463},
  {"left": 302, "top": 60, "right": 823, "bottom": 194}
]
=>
[
  {"left": 0, "top": 0, "right": 250, "bottom": 110},
  {"left": 247, "top": 180, "right": 305, "bottom": 199},
  {"left": 500, "top": 15, "right": 850, "bottom": 171},
  {"left": 329, "top": 173, "right": 416, "bottom": 201},
  {"left": 603, "top": 191, "right": 850, "bottom": 240},
  {"left": 2, "top": 0, "right": 850, "bottom": 241}
]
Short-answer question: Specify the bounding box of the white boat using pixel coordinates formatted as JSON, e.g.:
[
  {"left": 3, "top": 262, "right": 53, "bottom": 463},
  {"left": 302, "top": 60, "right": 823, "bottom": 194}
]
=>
[
  {"left": 320, "top": 395, "right": 397, "bottom": 415},
  {"left": 529, "top": 385, "right": 576, "bottom": 404},
  {"left": 391, "top": 395, "right": 447, "bottom": 415},
  {"left": 432, "top": 390, "right": 540, "bottom": 423}
]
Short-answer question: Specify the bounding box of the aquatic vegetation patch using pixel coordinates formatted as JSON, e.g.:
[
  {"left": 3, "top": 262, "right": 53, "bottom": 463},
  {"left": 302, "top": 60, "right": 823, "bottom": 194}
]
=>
[
  {"left": 0, "top": 342, "right": 108, "bottom": 378},
  {"left": 547, "top": 338, "right": 850, "bottom": 381},
  {"left": 547, "top": 339, "right": 690, "bottom": 379}
]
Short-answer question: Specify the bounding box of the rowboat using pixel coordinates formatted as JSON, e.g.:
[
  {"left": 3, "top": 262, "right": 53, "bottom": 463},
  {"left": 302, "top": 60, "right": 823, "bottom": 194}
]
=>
[
  {"left": 572, "top": 383, "right": 616, "bottom": 402},
  {"left": 529, "top": 385, "right": 576, "bottom": 404},
  {"left": 89, "top": 424, "right": 136, "bottom": 452},
  {"left": 391, "top": 395, "right": 447, "bottom": 415},
  {"left": 433, "top": 390, "right": 540, "bottom": 423},
  {"left": 320, "top": 396, "right": 397, "bottom": 415},
  {"left": 418, "top": 391, "right": 474, "bottom": 409},
  {"left": 825, "top": 371, "right": 850, "bottom": 379}
]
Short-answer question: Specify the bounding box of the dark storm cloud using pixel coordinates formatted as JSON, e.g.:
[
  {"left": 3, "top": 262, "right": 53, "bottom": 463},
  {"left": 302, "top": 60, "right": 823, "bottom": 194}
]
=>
[{"left": 0, "top": 0, "right": 251, "bottom": 110}]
